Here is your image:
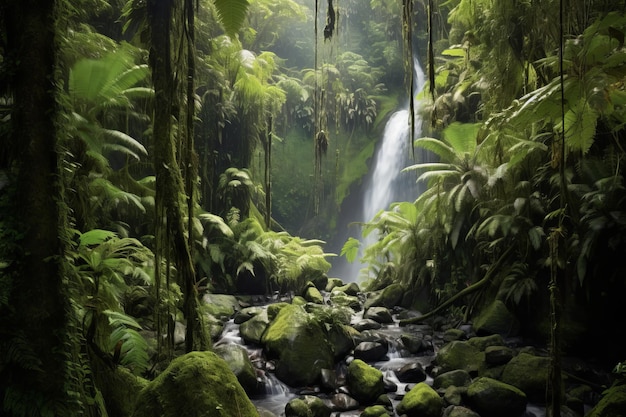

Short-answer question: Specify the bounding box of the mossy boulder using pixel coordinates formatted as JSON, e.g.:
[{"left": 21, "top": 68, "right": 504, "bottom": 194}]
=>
[
  {"left": 364, "top": 283, "right": 404, "bottom": 309},
  {"left": 346, "top": 359, "right": 385, "bottom": 405},
  {"left": 261, "top": 304, "right": 334, "bottom": 387},
  {"left": 202, "top": 293, "right": 240, "bottom": 319},
  {"left": 325, "top": 278, "right": 344, "bottom": 292},
  {"left": 239, "top": 308, "right": 270, "bottom": 345},
  {"left": 466, "top": 377, "right": 527, "bottom": 417},
  {"left": 132, "top": 351, "right": 259, "bottom": 417},
  {"left": 500, "top": 352, "right": 550, "bottom": 403},
  {"left": 435, "top": 340, "right": 484, "bottom": 374},
  {"left": 213, "top": 344, "right": 258, "bottom": 394},
  {"left": 396, "top": 382, "right": 443, "bottom": 417},
  {"left": 304, "top": 285, "right": 324, "bottom": 304},
  {"left": 361, "top": 404, "right": 392, "bottom": 416},
  {"left": 335, "top": 282, "right": 361, "bottom": 296},
  {"left": 285, "top": 395, "right": 331, "bottom": 417},
  {"left": 472, "top": 300, "right": 519, "bottom": 337}
]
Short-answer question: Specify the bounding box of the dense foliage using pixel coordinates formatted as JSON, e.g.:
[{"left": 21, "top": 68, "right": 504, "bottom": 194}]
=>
[{"left": 0, "top": 0, "right": 625, "bottom": 416}]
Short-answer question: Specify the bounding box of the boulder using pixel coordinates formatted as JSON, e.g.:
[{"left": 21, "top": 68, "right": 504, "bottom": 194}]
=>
[
  {"left": 465, "top": 376, "right": 527, "bottom": 417},
  {"left": 202, "top": 293, "right": 240, "bottom": 319},
  {"left": 396, "top": 382, "right": 444, "bottom": 417},
  {"left": 364, "top": 283, "right": 404, "bottom": 309},
  {"left": 396, "top": 361, "right": 427, "bottom": 383},
  {"left": 261, "top": 304, "right": 334, "bottom": 387},
  {"left": 500, "top": 352, "right": 550, "bottom": 403},
  {"left": 335, "top": 282, "right": 360, "bottom": 296},
  {"left": 239, "top": 308, "right": 270, "bottom": 345},
  {"left": 132, "top": 351, "right": 259, "bottom": 417},
  {"left": 304, "top": 285, "right": 324, "bottom": 304},
  {"left": 329, "top": 291, "right": 361, "bottom": 310},
  {"left": 472, "top": 300, "right": 519, "bottom": 337},
  {"left": 325, "top": 278, "right": 344, "bottom": 292},
  {"left": 361, "top": 404, "right": 392, "bottom": 417},
  {"left": 285, "top": 395, "right": 331, "bottom": 417},
  {"left": 435, "top": 340, "right": 484, "bottom": 374},
  {"left": 213, "top": 344, "right": 258, "bottom": 394},
  {"left": 432, "top": 369, "right": 472, "bottom": 391},
  {"left": 442, "top": 405, "right": 481, "bottom": 417},
  {"left": 354, "top": 341, "right": 388, "bottom": 362},
  {"left": 346, "top": 359, "right": 385, "bottom": 405},
  {"left": 364, "top": 306, "right": 394, "bottom": 324},
  {"left": 327, "top": 323, "right": 359, "bottom": 359}
]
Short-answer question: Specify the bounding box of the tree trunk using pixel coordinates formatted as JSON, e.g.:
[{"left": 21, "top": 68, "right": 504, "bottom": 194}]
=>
[
  {"left": 148, "top": 0, "right": 209, "bottom": 353},
  {"left": 0, "top": 0, "right": 72, "bottom": 414}
]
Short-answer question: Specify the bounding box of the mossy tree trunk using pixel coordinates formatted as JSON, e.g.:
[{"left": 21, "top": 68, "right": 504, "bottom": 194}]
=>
[
  {"left": 0, "top": 0, "right": 73, "bottom": 414},
  {"left": 148, "top": 0, "right": 209, "bottom": 353}
]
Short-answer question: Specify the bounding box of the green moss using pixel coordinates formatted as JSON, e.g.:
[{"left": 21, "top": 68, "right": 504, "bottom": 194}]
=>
[
  {"left": 132, "top": 351, "right": 258, "bottom": 417},
  {"left": 346, "top": 359, "right": 384, "bottom": 404},
  {"left": 396, "top": 382, "right": 443, "bottom": 417}
]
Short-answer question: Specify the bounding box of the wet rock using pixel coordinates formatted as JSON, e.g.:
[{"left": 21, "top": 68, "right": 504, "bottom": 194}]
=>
[
  {"left": 435, "top": 340, "right": 484, "bottom": 374},
  {"left": 364, "top": 283, "right": 404, "bottom": 309},
  {"left": 443, "top": 328, "right": 467, "bottom": 342},
  {"left": 329, "top": 392, "right": 359, "bottom": 411},
  {"left": 213, "top": 343, "right": 259, "bottom": 394},
  {"left": 401, "top": 332, "right": 427, "bottom": 353},
  {"left": 433, "top": 369, "right": 472, "bottom": 391},
  {"left": 364, "top": 306, "right": 394, "bottom": 324},
  {"left": 353, "top": 318, "right": 382, "bottom": 331},
  {"left": 335, "top": 282, "right": 360, "bottom": 296},
  {"left": 466, "top": 376, "right": 527, "bottom": 417},
  {"left": 285, "top": 395, "right": 331, "bottom": 417},
  {"left": 472, "top": 299, "right": 520, "bottom": 337},
  {"left": 304, "top": 285, "right": 324, "bottom": 304},
  {"left": 325, "top": 278, "right": 344, "bottom": 292},
  {"left": 484, "top": 345, "right": 514, "bottom": 365},
  {"left": 442, "top": 404, "right": 481, "bottom": 417},
  {"left": 501, "top": 352, "right": 550, "bottom": 403},
  {"left": 202, "top": 293, "right": 239, "bottom": 319},
  {"left": 396, "top": 382, "right": 444, "bottom": 417},
  {"left": 361, "top": 404, "right": 392, "bottom": 416},
  {"left": 132, "top": 351, "right": 259, "bottom": 417},
  {"left": 239, "top": 308, "right": 270, "bottom": 345},
  {"left": 233, "top": 305, "right": 264, "bottom": 324},
  {"left": 396, "top": 361, "right": 427, "bottom": 383},
  {"left": 346, "top": 359, "right": 385, "bottom": 405},
  {"left": 354, "top": 341, "right": 388, "bottom": 362},
  {"left": 442, "top": 385, "right": 467, "bottom": 406},
  {"left": 261, "top": 304, "right": 334, "bottom": 386}
]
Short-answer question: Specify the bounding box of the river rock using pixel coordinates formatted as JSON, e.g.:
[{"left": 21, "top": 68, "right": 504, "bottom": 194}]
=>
[
  {"left": 442, "top": 405, "right": 481, "bottom": 417},
  {"left": 261, "top": 304, "right": 334, "bottom": 386},
  {"left": 325, "top": 277, "right": 344, "bottom": 292},
  {"left": 466, "top": 333, "right": 504, "bottom": 351},
  {"left": 432, "top": 369, "right": 472, "bottom": 391},
  {"left": 442, "top": 385, "right": 467, "bottom": 406},
  {"left": 401, "top": 332, "right": 427, "bottom": 353},
  {"left": 202, "top": 293, "right": 240, "bottom": 319},
  {"left": 327, "top": 323, "right": 359, "bottom": 359},
  {"left": 304, "top": 285, "right": 324, "bottom": 304},
  {"left": 335, "top": 282, "right": 360, "bottom": 296},
  {"left": 354, "top": 341, "right": 388, "bottom": 362},
  {"left": 465, "top": 376, "right": 527, "bottom": 417},
  {"left": 364, "top": 306, "right": 394, "bottom": 324},
  {"left": 484, "top": 345, "right": 513, "bottom": 365},
  {"left": 396, "top": 361, "right": 427, "bottom": 383},
  {"left": 500, "top": 352, "right": 550, "bottom": 403},
  {"left": 329, "top": 290, "right": 361, "bottom": 309},
  {"left": 396, "top": 381, "right": 444, "bottom": 417},
  {"left": 353, "top": 318, "right": 382, "bottom": 331},
  {"left": 132, "top": 351, "right": 259, "bottom": 417},
  {"left": 346, "top": 359, "right": 385, "bottom": 405},
  {"left": 435, "top": 340, "right": 484, "bottom": 374},
  {"left": 239, "top": 308, "right": 270, "bottom": 344},
  {"left": 364, "top": 283, "right": 404, "bottom": 309},
  {"left": 329, "top": 392, "right": 359, "bottom": 411},
  {"left": 213, "top": 343, "right": 258, "bottom": 394},
  {"left": 233, "top": 305, "right": 264, "bottom": 324},
  {"left": 285, "top": 395, "right": 331, "bottom": 417},
  {"left": 361, "top": 404, "right": 392, "bottom": 416}
]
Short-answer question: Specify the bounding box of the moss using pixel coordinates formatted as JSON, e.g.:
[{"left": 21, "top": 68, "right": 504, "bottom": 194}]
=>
[
  {"left": 346, "top": 359, "right": 384, "bottom": 404},
  {"left": 586, "top": 382, "right": 626, "bottom": 417},
  {"left": 361, "top": 404, "right": 391, "bottom": 417},
  {"left": 396, "top": 382, "right": 443, "bottom": 417},
  {"left": 132, "top": 351, "right": 258, "bottom": 417}
]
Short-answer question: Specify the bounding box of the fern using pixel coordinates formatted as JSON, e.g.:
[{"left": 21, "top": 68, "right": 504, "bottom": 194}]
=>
[{"left": 105, "top": 310, "right": 149, "bottom": 375}]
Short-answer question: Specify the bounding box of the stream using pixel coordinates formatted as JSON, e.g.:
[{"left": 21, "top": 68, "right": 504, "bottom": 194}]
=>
[{"left": 212, "top": 296, "right": 551, "bottom": 417}]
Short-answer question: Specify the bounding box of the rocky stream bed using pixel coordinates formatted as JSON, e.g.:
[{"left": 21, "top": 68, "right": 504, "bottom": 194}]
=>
[{"left": 161, "top": 279, "right": 623, "bottom": 417}]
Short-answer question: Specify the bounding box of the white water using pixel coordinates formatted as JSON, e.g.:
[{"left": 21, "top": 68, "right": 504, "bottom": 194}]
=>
[{"left": 341, "top": 58, "right": 426, "bottom": 282}]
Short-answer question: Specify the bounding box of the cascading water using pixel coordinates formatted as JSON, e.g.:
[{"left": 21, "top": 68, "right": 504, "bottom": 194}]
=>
[{"left": 334, "top": 58, "right": 426, "bottom": 282}]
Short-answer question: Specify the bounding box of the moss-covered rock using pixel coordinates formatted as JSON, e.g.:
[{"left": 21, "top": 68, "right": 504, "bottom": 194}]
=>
[
  {"left": 335, "top": 282, "right": 361, "bottom": 296},
  {"left": 364, "top": 283, "right": 403, "bottom": 309},
  {"left": 396, "top": 382, "right": 443, "bottom": 417},
  {"left": 325, "top": 278, "right": 344, "bottom": 292},
  {"left": 132, "top": 351, "right": 259, "bottom": 417},
  {"left": 346, "top": 359, "right": 385, "bottom": 405},
  {"left": 261, "top": 304, "right": 334, "bottom": 387},
  {"left": 214, "top": 344, "right": 258, "bottom": 394},
  {"left": 285, "top": 395, "right": 331, "bottom": 417},
  {"left": 472, "top": 300, "right": 519, "bottom": 337},
  {"left": 361, "top": 404, "right": 392, "bottom": 417},
  {"left": 239, "top": 308, "right": 270, "bottom": 345},
  {"left": 435, "top": 340, "right": 484, "bottom": 374},
  {"left": 500, "top": 352, "right": 550, "bottom": 403},
  {"left": 466, "top": 377, "right": 527, "bottom": 417},
  {"left": 304, "top": 285, "right": 324, "bottom": 304},
  {"left": 202, "top": 294, "right": 240, "bottom": 319}
]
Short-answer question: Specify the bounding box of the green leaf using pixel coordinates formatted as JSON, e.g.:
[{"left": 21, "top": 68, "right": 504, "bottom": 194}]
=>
[
  {"left": 213, "top": 0, "right": 250, "bottom": 37},
  {"left": 340, "top": 237, "right": 361, "bottom": 263},
  {"left": 79, "top": 229, "right": 117, "bottom": 247}
]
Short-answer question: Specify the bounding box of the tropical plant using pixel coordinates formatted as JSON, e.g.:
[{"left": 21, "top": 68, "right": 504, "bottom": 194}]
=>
[{"left": 68, "top": 228, "right": 153, "bottom": 375}]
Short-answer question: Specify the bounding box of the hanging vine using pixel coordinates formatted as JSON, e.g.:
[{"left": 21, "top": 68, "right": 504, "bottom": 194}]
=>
[{"left": 402, "top": 0, "right": 415, "bottom": 154}]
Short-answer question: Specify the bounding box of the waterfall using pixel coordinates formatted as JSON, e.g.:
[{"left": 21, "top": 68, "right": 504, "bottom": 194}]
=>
[{"left": 334, "top": 58, "right": 426, "bottom": 282}]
